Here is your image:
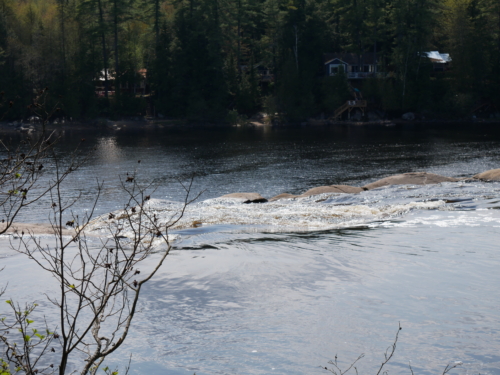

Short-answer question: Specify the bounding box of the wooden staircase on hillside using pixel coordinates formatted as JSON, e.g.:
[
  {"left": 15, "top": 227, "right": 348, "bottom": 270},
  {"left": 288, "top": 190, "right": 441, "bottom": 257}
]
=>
[{"left": 333, "top": 100, "right": 367, "bottom": 121}]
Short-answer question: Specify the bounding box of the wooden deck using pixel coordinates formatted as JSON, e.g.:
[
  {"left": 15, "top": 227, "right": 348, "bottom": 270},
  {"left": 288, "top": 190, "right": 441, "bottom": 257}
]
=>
[{"left": 333, "top": 100, "right": 367, "bottom": 121}]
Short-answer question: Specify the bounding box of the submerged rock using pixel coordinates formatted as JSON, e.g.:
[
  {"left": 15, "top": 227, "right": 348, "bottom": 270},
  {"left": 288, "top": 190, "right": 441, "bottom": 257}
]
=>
[
  {"left": 299, "top": 185, "right": 363, "bottom": 196},
  {"left": 269, "top": 193, "right": 298, "bottom": 202},
  {"left": 0, "top": 222, "right": 76, "bottom": 236},
  {"left": 473, "top": 168, "right": 500, "bottom": 181},
  {"left": 220, "top": 192, "right": 268, "bottom": 203},
  {"left": 364, "top": 172, "right": 459, "bottom": 190},
  {"left": 269, "top": 185, "right": 363, "bottom": 201}
]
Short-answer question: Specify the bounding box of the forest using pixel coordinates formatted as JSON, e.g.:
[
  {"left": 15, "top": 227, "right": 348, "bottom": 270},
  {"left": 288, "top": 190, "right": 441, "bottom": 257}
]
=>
[{"left": 0, "top": 0, "right": 499, "bottom": 122}]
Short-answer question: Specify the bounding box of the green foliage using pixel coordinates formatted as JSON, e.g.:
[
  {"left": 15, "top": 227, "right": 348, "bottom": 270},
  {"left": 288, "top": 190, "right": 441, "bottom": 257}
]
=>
[
  {"left": 275, "top": 59, "right": 316, "bottom": 121},
  {"left": 262, "top": 95, "right": 278, "bottom": 122},
  {"left": 226, "top": 109, "right": 238, "bottom": 125},
  {"left": 235, "top": 70, "right": 260, "bottom": 115},
  {"left": 102, "top": 365, "right": 120, "bottom": 375},
  {"left": 321, "top": 68, "right": 350, "bottom": 113},
  {"left": 0, "top": 358, "right": 12, "bottom": 375},
  {"left": 1, "top": 299, "right": 58, "bottom": 374},
  {"left": 0, "top": 0, "right": 500, "bottom": 121}
]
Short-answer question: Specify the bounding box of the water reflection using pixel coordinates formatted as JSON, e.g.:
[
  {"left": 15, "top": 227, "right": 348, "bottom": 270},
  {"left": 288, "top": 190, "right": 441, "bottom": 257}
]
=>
[
  {"left": 95, "top": 136, "right": 123, "bottom": 163},
  {"left": 9, "top": 124, "right": 500, "bottom": 224},
  {"left": 93, "top": 215, "right": 500, "bottom": 375},
  {"left": 1, "top": 124, "right": 500, "bottom": 374}
]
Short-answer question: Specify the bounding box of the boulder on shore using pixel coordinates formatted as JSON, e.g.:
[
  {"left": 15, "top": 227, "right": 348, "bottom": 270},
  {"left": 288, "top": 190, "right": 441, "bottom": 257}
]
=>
[
  {"left": 0, "top": 222, "right": 76, "bottom": 236},
  {"left": 402, "top": 112, "right": 415, "bottom": 120},
  {"left": 269, "top": 193, "right": 298, "bottom": 202},
  {"left": 364, "top": 172, "right": 459, "bottom": 190},
  {"left": 220, "top": 192, "right": 268, "bottom": 203},
  {"left": 299, "top": 185, "right": 363, "bottom": 197},
  {"left": 473, "top": 168, "right": 500, "bottom": 181}
]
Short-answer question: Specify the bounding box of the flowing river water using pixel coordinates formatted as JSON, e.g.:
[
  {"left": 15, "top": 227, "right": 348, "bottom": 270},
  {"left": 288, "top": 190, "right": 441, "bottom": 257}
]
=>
[{"left": 1, "top": 123, "right": 500, "bottom": 374}]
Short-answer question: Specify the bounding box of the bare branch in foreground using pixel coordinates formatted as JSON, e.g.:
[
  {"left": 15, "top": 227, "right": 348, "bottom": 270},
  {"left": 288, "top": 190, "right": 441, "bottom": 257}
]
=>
[
  {"left": 324, "top": 353, "right": 365, "bottom": 375},
  {"left": 3, "top": 167, "right": 196, "bottom": 375},
  {"left": 323, "top": 322, "right": 402, "bottom": 375},
  {"left": 375, "top": 322, "right": 402, "bottom": 375},
  {"left": 442, "top": 361, "right": 463, "bottom": 374}
]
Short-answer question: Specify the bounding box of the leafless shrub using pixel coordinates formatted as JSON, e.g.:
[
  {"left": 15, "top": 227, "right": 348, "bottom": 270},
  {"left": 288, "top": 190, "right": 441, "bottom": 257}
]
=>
[
  {"left": 0, "top": 92, "right": 200, "bottom": 374},
  {"left": 324, "top": 322, "right": 464, "bottom": 375},
  {"left": 0, "top": 88, "right": 73, "bottom": 236},
  {"left": 0, "top": 169, "right": 198, "bottom": 374}
]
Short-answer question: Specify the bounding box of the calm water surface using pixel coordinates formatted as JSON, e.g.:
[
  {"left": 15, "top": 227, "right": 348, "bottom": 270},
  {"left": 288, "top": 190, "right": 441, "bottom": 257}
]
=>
[{"left": 1, "top": 123, "right": 500, "bottom": 374}]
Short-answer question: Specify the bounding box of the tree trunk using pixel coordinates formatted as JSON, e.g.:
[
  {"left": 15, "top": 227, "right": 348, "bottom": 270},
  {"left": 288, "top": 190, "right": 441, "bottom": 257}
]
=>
[
  {"left": 97, "top": 0, "right": 109, "bottom": 99},
  {"left": 113, "top": 0, "right": 119, "bottom": 76},
  {"left": 373, "top": 25, "right": 377, "bottom": 74},
  {"left": 237, "top": 0, "right": 241, "bottom": 75},
  {"left": 59, "top": 0, "right": 66, "bottom": 79},
  {"left": 293, "top": 24, "right": 298, "bottom": 70},
  {"left": 498, "top": 7, "right": 500, "bottom": 65},
  {"left": 154, "top": 0, "right": 160, "bottom": 46}
]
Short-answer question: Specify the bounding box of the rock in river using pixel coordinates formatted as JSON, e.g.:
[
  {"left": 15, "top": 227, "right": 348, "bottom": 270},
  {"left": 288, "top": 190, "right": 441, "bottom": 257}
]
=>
[
  {"left": 473, "top": 168, "right": 500, "bottom": 181},
  {"left": 269, "top": 185, "right": 363, "bottom": 201},
  {"left": 363, "top": 172, "right": 459, "bottom": 190},
  {"left": 268, "top": 193, "right": 299, "bottom": 202},
  {"left": 299, "top": 185, "right": 364, "bottom": 196},
  {"left": 220, "top": 192, "right": 268, "bottom": 203}
]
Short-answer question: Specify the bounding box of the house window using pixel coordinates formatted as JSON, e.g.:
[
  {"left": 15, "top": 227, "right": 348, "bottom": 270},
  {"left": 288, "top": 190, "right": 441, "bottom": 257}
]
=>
[
  {"left": 329, "top": 64, "right": 345, "bottom": 75},
  {"left": 330, "top": 65, "right": 339, "bottom": 75},
  {"left": 351, "top": 65, "right": 359, "bottom": 72}
]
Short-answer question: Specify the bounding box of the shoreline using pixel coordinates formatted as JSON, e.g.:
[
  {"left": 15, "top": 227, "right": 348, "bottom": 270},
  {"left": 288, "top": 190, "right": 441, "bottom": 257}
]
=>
[{"left": 1, "top": 117, "right": 500, "bottom": 133}]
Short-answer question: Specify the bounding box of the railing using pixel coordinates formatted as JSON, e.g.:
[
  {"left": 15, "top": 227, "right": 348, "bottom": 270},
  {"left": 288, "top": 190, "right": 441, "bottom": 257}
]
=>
[
  {"left": 348, "top": 72, "right": 370, "bottom": 79},
  {"left": 334, "top": 102, "right": 350, "bottom": 119},
  {"left": 329, "top": 72, "right": 386, "bottom": 79},
  {"left": 96, "top": 90, "right": 116, "bottom": 97},
  {"left": 333, "top": 100, "right": 367, "bottom": 120}
]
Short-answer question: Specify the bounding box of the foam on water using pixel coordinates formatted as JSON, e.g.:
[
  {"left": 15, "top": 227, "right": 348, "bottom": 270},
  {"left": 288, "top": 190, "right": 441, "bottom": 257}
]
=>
[
  {"left": 84, "top": 194, "right": 446, "bottom": 240},
  {"left": 83, "top": 181, "right": 500, "bottom": 242},
  {"left": 375, "top": 210, "right": 500, "bottom": 228},
  {"left": 184, "top": 196, "right": 445, "bottom": 230}
]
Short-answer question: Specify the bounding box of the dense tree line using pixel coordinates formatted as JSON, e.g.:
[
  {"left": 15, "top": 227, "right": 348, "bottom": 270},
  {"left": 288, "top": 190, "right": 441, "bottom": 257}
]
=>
[{"left": 0, "top": 0, "right": 499, "bottom": 122}]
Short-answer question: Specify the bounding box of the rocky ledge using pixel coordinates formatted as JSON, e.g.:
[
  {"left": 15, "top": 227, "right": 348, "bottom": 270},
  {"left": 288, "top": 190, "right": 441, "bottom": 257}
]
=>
[
  {"left": 220, "top": 169, "right": 499, "bottom": 203},
  {"left": 362, "top": 172, "right": 459, "bottom": 190},
  {"left": 473, "top": 168, "right": 500, "bottom": 181}
]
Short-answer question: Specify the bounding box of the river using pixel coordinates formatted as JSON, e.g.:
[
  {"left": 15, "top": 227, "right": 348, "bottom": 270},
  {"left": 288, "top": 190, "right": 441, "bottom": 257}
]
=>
[{"left": 1, "top": 123, "right": 500, "bottom": 374}]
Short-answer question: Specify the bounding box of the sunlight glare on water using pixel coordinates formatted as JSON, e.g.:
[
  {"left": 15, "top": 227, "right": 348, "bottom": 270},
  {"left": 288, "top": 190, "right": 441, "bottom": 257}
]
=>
[{"left": 1, "top": 124, "right": 500, "bottom": 374}]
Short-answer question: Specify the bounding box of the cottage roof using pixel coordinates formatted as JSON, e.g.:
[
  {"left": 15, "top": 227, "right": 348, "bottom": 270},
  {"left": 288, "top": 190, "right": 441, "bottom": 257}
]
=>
[
  {"left": 423, "top": 51, "right": 451, "bottom": 63},
  {"left": 97, "top": 69, "right": 115, "bottom": 81},
  {"left": 324, "top": 53, "right": 376, "bottom": 65},
  {"left": 326, "top": 58, "right": 348, "bottom": 65}
]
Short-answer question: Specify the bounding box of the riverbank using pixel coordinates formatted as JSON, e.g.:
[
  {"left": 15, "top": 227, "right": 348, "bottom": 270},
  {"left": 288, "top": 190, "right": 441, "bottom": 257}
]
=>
[
  {"left": 0, "top": 118, "right": 190, "bottom": 133},
  {"left": 3, "top": 116, "right": 500, "bottom": 133},
  {"left": 305, "top": 118, "right": 500, "bottom": 127}
]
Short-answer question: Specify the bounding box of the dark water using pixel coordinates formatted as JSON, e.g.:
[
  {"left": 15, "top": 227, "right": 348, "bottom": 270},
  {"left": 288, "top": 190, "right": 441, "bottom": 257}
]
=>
[
  {"left": 1, "top": 123, "right": 500, "bottom": 374},
  {"left": 13, "top": 122, "right": 500, "bottom": 220}
]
